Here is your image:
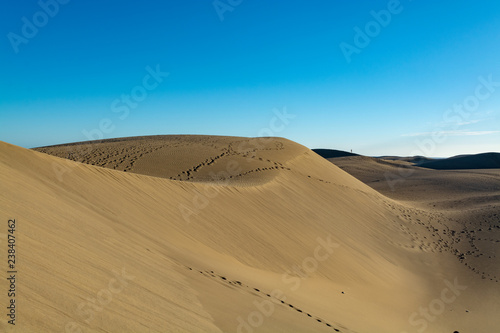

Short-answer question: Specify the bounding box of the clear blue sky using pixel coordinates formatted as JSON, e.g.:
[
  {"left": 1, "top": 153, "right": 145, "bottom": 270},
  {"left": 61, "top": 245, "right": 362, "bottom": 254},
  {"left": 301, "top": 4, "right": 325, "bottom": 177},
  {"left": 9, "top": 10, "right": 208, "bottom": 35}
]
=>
[{"left": 1, "top": 0, "right": 499, "bottom": 156}]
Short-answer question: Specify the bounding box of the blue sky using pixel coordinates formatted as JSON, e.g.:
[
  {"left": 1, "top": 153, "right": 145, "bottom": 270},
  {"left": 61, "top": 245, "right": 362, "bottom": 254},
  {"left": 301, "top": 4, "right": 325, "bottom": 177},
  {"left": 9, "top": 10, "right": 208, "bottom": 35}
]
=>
[{"left": 1, "top": 0, "right": 499, "bottom": 156}]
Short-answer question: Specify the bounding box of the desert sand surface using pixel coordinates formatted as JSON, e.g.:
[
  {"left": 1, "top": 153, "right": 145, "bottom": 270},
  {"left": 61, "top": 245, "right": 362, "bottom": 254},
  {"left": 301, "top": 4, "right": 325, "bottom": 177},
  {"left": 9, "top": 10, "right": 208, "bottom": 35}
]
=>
[
  {"left": 0, "top": 135, "right": 498, "bottom": 332},
  {"left": 326, "top": 154, "right": 500, "bottom": 215},
  {"left": 325, "top": 154, "right": 500, "bottom": 310}
]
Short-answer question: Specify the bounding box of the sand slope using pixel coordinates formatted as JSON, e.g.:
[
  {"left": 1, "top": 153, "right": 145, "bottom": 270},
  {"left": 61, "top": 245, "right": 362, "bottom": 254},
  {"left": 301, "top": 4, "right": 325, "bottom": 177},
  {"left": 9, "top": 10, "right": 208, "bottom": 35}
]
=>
[
  {"left": 0, "top": 136, "right": 498, "bottom": 332},
  {"left": 326, "top": 154, "right": 500, "bottom": 323}
]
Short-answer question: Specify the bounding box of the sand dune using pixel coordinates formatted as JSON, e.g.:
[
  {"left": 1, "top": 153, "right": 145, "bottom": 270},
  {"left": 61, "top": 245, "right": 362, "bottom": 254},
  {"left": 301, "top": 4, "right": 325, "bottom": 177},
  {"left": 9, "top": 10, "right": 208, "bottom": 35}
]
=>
[
  {"left": 312, "top": 149, "right": 359, "bottom": 159},
  {"left": 325, "top": 154, "right": 500, "bottom": 212},
  {"left": 0, "top": 136, "right": 498, "bottom": 332},
  {"left": 418, "top": 152, "right": 500, "bottom": 170},
  {"left": 34, "top": 135, "right": 304, "bottom": 185},
  {"left": 325, "top": 154, "right": 500, "bottom": 307},
  {"left": 378, "top": 155, "right": 434, "bottom": 165}
]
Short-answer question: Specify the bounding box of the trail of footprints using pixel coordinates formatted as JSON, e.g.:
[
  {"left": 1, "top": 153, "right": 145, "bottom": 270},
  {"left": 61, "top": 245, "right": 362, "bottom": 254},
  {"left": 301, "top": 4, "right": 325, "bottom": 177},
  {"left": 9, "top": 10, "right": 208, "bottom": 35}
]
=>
[
  {"left": 169, "top": 142, "right": 291, "bottom": 181},
  {"left": 169, "top": 142, "right": 333, "bottom": 185},
  {"left": 183, "top": 265, "right": 347, "bottom": 332},
  {"left": 38, "top": 140, "right": 171, "bottom": 171},
  {"left": 386, "top": 202, "right": 500, "bottom": 283}
]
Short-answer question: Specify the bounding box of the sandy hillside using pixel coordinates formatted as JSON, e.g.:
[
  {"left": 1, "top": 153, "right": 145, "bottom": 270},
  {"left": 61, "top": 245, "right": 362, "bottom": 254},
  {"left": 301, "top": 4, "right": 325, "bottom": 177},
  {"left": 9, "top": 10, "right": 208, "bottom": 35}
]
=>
[
  {"left": 326, "top": 154, "right": 500, "bottom": 307},
  {"left": 0, "top": 136, "right": 498, "bottom": 332},
  {"left": 326, "top": 154, "right": 500, "bottom": 215}
]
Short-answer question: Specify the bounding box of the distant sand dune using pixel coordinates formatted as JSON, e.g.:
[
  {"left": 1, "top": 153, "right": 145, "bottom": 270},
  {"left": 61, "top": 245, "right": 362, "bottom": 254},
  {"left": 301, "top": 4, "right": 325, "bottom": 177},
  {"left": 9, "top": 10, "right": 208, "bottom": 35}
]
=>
[
  {"left": 312, "top": 149, "right": 359, "bottom": 159},
  {"left": 419, "top": 152, "right": 500, "bottom": 170}
]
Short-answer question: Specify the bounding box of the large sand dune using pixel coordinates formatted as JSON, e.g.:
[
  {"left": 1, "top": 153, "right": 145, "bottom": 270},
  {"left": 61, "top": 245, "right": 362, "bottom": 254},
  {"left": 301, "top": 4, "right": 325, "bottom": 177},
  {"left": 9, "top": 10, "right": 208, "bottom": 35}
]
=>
[{"left": 0, "top": 136, "right": 498, "bottom": 332}]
